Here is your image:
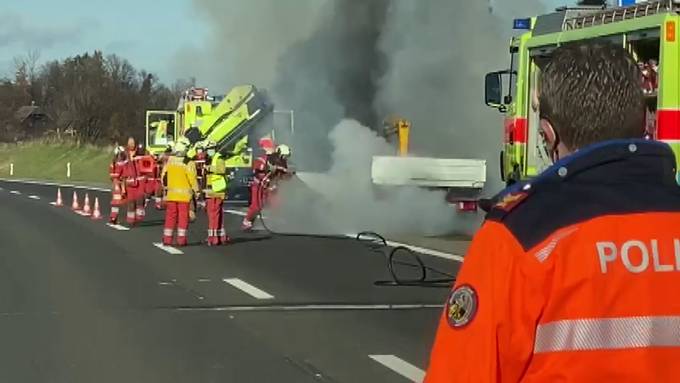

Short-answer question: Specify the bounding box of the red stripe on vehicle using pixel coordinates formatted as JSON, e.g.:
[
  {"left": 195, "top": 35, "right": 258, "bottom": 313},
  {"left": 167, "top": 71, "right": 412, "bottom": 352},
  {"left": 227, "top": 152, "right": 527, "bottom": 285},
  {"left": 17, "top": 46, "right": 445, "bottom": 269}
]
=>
[
  {"left": 656, "top": 109, "right": 680, "bottom": 140},
  {"left": 504, "top": 117, "right": 528, "bottom": 143}
]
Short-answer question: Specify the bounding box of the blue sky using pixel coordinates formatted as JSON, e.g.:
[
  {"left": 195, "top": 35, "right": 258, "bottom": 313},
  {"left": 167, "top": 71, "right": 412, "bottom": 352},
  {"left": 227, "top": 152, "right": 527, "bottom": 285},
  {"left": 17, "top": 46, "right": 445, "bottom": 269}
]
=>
[
  {"left": 0, "top": 0, "right": 572, "bottom": 85},
  {"left": 0, "top": 0, "right": 207, "bottom": 83}
]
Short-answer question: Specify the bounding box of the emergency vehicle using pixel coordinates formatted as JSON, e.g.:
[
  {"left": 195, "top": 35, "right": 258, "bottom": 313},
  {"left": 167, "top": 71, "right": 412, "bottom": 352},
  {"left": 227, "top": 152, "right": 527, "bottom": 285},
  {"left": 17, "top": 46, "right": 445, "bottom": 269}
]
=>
[
  {"left": 145, "top": 85, "right": 287, "bottom": 203},
  {"left": 485, "top": 0, "right": 679, "bottom": 185}
]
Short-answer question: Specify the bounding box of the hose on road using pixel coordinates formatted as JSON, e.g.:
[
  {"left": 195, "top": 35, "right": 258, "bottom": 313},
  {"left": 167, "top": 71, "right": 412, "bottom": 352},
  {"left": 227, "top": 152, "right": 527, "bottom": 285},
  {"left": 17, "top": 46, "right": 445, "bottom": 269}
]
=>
[{"left": 255, "top": 175, "right": 456, "bottom": 288}]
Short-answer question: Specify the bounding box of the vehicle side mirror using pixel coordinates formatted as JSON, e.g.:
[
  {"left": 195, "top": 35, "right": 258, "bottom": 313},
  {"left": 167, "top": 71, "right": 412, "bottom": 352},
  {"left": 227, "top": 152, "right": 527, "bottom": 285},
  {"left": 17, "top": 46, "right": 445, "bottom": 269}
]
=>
[{"left": 485, "top": 72, "right": 503, "bottom": 109}]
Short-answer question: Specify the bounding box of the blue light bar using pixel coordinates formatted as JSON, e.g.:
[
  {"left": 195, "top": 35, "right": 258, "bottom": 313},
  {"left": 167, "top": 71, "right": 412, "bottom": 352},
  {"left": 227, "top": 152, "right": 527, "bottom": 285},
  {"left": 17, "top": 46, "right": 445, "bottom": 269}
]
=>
[{"left": 513, "top": 18, "right": 531, "bottom": 30}]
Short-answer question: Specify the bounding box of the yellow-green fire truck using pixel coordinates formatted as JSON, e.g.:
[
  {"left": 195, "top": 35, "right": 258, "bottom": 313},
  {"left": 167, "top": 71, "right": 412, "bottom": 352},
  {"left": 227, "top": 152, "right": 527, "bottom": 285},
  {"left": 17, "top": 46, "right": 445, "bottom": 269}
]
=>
[
  {"left": 485, "top": 0, "right": 680, "bottom": 185},
  {"left": 145, "top": 85, "right": 275, "bottom": 203}
]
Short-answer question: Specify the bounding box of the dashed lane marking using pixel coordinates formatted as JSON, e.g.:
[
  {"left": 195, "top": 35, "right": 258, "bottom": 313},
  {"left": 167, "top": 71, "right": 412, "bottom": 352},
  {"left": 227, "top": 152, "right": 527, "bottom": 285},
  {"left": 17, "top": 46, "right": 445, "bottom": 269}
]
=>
[
  {"left": 153, "top": 243, "right": 184, "bottom": 255},
  {"left": 9, "top": 190, "right": 21, "bottom": 195},
  {"left": 106, "top": 223, "right": 130, "bottom": 231},
  {"left": 0, "top": 178, "right": 108, "bottom": 192},
  {"left": 28, "top": 195, "right": 40, "bottom": 200},
  {"left": 222, "top": 278, "right": 274, "bottom": 300},
  {"left": 368, "top": 355, "right": 425, "bottom": 383}
]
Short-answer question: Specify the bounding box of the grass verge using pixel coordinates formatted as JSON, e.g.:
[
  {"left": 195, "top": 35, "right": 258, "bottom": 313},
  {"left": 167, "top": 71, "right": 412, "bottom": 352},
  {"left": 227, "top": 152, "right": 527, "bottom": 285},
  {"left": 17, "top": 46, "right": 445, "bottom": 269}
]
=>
[{"left": 0, "top": 141, "right": 111, "bottom": 185}]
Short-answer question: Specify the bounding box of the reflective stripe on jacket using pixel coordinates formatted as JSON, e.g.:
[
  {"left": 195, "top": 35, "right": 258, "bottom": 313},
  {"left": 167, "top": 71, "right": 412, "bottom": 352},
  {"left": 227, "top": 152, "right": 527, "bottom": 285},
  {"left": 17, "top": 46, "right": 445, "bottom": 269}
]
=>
[{"left": 161, "top": 156, "right": 199, "bottom": 203}]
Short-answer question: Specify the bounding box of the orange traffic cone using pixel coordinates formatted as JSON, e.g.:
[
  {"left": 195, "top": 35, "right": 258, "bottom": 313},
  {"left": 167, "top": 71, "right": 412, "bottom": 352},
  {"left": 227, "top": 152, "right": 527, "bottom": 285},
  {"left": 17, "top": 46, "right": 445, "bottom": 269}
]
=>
[
  {"left": 82, "top": 193, "right": 92, "bottom": 216},
  {"left": 71, "top": 191, "right": 80, "bottom": 211},
  {"left": 54, "top": 188, "right": 63, "bottom": 207},
  {"left": 91, "top": 197, "right": 102, "bottom": 220}
]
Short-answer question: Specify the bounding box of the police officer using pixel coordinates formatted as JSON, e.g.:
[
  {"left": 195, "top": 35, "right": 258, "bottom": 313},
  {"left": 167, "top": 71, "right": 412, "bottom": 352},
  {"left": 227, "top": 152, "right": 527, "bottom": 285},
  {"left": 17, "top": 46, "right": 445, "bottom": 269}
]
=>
[
  {"left": 204, "top": 141, "right": 230, "bottom": 246},
  {"left": 425, "top": 42, "right": 680, "bottom": 382}
]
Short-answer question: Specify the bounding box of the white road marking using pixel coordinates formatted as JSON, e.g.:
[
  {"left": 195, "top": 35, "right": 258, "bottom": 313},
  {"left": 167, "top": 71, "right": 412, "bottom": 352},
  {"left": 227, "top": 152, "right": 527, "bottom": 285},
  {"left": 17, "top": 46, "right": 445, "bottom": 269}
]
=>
[
  {"left": 173, "top": 303, "right": 442, "bottom": 312},
  {"left": 369, "top": 355, "right": 425, "bottom": 383},
  {"left": 9, "top": 190, "right": 21, "bottom": 195},
  {"left": 74, "top": 210, "right": 91, "bottom": 217},
  {"left": 347, "top": 234, "right": 464, "bottom": 262},
  {"left": 222, "top": 278, "right": 274, "bottom": 300},
  {"left": 224, "top": 209, "right": 247, "bottom": 216},
  {"left": 153, "top": 243, "right": 183, "bottom": 255},
  {"left": 197, "top": 278, "right": 211, "bottom": 283},
  {"left": 0, "top": 178, "right": 108, "bottom": 192},
  {"left": 28, "top": 195, "right": 40, "bottom": 200},
  {"left": 105, "top": 223, "right": 130, "bottom": 231}
]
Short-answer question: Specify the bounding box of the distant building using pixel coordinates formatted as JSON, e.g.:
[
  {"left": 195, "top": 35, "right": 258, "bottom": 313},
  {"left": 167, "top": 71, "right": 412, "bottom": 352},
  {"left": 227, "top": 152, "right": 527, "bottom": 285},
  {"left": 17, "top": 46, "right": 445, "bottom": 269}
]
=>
[{"left": 14, "top": 104, "right": 50, "bottom": 135}]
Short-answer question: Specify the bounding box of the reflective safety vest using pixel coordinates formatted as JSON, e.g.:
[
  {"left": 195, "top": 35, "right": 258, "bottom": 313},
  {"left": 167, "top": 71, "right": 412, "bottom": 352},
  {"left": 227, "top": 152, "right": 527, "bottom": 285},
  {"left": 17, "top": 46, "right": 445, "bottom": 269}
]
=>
[
  {"left": 205, "top": 153, "right": 227, "bottom": 198},
  {"left": 425, "top": 140, "right": 680, "bottom": 383},
  {"left": 161, "top": 156, "right": 199, "bottom": 203}
]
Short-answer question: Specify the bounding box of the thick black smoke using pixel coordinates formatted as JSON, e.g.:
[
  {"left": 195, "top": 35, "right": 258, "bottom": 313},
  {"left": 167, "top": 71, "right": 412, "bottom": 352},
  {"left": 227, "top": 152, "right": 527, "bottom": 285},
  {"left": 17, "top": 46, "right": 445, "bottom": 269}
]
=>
[{"left": 272, "top": 0, "right": 390, "bottom": 169}]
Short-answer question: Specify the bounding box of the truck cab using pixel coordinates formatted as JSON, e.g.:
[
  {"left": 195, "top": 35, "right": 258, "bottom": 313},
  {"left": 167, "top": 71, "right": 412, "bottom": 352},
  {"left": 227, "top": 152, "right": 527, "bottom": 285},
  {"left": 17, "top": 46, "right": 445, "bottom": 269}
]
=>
[{"left": 486, "top": 1, "right": 679, "bottom": 185}]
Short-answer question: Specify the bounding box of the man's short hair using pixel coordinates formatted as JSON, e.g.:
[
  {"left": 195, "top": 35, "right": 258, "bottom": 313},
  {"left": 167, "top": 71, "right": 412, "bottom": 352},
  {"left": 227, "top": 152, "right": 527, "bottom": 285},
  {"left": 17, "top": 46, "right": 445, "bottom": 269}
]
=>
[{"left": 539, "top": 42, "right": 645, "bottom": 150}]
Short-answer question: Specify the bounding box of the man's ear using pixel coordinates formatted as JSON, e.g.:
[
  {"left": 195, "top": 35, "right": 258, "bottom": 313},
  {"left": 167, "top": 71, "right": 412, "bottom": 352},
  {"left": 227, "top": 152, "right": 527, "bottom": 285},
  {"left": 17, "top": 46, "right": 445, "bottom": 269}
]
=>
[{"left": 540, "top": 119, "right": 557, "bottom": 148}]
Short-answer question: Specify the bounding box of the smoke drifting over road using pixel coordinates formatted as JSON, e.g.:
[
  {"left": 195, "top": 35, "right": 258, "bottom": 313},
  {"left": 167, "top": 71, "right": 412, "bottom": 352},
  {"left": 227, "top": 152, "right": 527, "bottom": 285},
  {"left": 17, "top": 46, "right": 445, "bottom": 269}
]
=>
[{"left": 189, "top": 0, "right": 546, "bottom": 235}]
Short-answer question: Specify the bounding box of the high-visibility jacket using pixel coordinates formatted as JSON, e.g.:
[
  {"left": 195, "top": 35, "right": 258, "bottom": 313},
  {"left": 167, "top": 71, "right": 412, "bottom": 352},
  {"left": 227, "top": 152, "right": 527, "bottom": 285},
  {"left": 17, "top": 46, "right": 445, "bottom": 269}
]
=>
[
  {"left": 161, "top": 156, "right": 199, "bottom": 203},
  {"left": 205, "top": 152, "right": 227, "bottom": 199},
  {"left": 425, "top": 140, "right": 680, "bottom": 383}
]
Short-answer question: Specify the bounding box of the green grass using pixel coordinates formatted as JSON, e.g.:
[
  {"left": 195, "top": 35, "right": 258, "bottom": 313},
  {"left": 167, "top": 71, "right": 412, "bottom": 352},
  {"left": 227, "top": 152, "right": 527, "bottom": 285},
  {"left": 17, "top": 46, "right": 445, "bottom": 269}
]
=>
[{"left": 0, "top": 141, "right": 112, "bottom": 185}]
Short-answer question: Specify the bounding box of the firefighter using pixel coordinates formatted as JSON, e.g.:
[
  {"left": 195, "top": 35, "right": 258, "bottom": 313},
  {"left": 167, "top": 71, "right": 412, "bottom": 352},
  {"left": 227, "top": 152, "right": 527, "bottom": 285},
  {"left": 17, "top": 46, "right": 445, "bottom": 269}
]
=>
[
  {"left": 126, "top": 137, "right": 138, "bottom": 160},
  {"left": 108, "top": 146, "right": 127, "bottom": 224},
  {"left": 154, "top": 144, "right": 173, "bottom": 209},
  {"left": 267, "top": 144, "right": 293, "bottom": 209},
  {"left": 424, "top": 42, "right": 680, "bottom": 382},
  {"left": 135, "top": 143, "right": 153, "bottom": 221},
  {"left": 120, "top": 137, "right": 144, "bottom": 226},
  {"left": 204, "top": 141, "right": 230, "bottom": 246},
  {"left": 161, "top": 138, "right": 199, "bottom": 247},
  {"left": 241, "top": 137, "right": 275, "bottom": 231}
]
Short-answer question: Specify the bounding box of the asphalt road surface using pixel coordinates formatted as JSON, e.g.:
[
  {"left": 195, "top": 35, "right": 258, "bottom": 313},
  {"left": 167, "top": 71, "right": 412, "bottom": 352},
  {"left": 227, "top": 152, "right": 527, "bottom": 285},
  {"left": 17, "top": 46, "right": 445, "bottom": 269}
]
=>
[{"left": 0, "top": 179, "right": 464, "bottom": 383}]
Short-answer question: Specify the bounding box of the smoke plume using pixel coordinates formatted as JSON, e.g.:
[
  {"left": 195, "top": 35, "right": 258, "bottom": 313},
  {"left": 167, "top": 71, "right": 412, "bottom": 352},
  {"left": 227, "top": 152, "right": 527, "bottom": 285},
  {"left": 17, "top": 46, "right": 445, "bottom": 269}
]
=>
[{"left": 186, "top": 0, "right": 547, "bottom": 236}]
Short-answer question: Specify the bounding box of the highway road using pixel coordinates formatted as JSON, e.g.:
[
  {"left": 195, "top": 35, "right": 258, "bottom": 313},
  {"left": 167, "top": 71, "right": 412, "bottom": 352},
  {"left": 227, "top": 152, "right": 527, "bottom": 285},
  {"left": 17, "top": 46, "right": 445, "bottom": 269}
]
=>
[{"left": 0, "top": 179, "right": 464, "bottom": 383}]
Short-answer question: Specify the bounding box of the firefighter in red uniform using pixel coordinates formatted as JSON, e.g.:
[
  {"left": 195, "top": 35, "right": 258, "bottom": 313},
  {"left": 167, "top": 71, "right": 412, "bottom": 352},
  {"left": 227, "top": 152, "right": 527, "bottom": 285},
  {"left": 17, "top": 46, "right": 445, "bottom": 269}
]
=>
[
  {"left": 109, "top": 146, "right": 127, "bottom": 224},
  {"left": 425, "top": 42, "right": 680, "bottom": 383},
  {"left": 121, "top": 137, "right": 144, "bottom": 226},
  {"left": 267, "top": 144, "right": 293, "bottom": 210},
  {"left": 241, "top": 137, "right": 275, "bottom": 231}
]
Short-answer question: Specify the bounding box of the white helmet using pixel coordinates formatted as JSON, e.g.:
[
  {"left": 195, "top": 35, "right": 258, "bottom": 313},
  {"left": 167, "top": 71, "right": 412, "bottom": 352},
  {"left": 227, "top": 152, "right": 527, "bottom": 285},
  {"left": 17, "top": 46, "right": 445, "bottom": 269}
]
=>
[{"left": 277, "top": 144, "right": 291, "bottom": 157}]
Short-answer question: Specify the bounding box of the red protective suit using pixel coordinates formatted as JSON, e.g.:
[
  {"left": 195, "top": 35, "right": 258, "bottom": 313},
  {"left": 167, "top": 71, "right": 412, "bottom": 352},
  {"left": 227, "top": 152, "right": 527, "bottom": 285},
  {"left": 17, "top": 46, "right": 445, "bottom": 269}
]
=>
[
  {"left": 243, "top": 155, "right": 270, "bottom": 227},
  {"left": 109, "top": 159, "right": 126, "bottom": 224},
  {"left": 267, "top": 155, "right": 290, "bottom": 209},
  {"left": 206, "top": 197, "right": 228, "bottom": 245},
  {"left": 163, "top": 202, "right": 189, "bottom": 246},
  {"left": 121, "top": 158, "right": 144, "bottom": 225}
]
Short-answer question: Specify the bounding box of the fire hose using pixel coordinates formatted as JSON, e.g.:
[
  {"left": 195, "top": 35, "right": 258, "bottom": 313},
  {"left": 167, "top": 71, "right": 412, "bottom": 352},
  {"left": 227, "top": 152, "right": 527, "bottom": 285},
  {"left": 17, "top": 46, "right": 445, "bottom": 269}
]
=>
[{"left": 255, "top": 173, "right": 456, "bottom": 288}]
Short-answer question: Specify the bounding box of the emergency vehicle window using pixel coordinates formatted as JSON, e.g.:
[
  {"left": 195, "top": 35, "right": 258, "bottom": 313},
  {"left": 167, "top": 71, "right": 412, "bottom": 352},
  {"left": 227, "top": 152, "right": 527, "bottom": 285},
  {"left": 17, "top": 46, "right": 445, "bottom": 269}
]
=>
[
  {"left": 526, "top": 54, "right": 554, "bottom": 175},
  {"left": 147, "top": 114, "right": 175, "bottom": 146},
  {"left": 627, "top": 31, "right": 660, "bottom": 139},
  {"left": 509, "top": 51, "right": 518, "bottom": 104}
]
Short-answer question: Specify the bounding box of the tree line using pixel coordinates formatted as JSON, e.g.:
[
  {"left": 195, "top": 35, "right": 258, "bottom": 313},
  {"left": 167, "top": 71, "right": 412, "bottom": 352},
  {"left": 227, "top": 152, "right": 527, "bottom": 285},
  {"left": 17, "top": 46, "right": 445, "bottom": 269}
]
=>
[{"left": 0, "top": 50, "right": 192, "bottom": 144}]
